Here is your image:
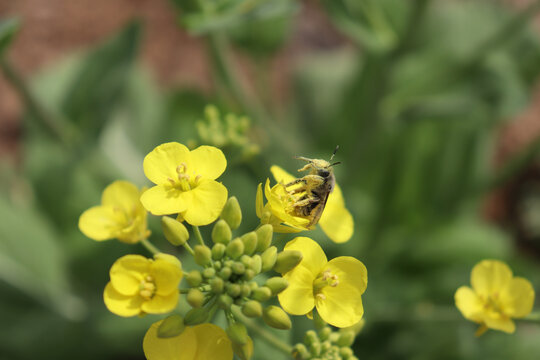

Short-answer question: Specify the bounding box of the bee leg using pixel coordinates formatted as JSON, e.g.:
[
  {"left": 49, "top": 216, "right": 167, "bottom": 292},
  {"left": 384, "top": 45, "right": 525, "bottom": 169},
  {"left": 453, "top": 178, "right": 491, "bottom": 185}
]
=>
[
  {"left": 284, "top": 178, "right": 306, "bottom": 187},
  {"left": 293, "top": 197, "right": 319, "bottom": 208}
]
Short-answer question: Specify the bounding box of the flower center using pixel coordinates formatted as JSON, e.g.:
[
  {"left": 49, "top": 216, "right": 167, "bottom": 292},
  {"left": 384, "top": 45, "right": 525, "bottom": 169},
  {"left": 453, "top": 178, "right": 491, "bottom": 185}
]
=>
[
  {"left": 139, "top": 275, "right": 156, "bottom": 300},
  {"left": 313, "top": 269, "right": 339, "bottom": 301},
  {"left": 166, "top": 163, "right": 202, "bottom": 192},
  {"left": 482, "top": 292, "right": 505, "bottom": 316}
]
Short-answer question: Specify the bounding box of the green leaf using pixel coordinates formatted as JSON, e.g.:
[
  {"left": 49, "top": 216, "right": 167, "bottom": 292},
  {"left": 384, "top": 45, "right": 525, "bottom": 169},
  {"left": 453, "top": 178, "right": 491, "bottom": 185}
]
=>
[
  {"left": 60, "top": 21, "right": 141, "bottom": 139},
  {"left": 0, "top": 195, "right": 85, "bottom": 320},
  {"left": 0, "top": 18, "right": 19, "bottom": 56}
]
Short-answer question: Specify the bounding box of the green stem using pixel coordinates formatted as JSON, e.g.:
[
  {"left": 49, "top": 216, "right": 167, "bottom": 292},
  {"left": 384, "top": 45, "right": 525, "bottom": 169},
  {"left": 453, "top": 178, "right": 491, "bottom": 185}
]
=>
[
  {"left": 141, "top": 239, "right": 161, "bottom": 256},
  {"left": 179, "top": 288, "right": 190, "bottom": 294},
  {"left": 183, "top": 242, "right": 195, "bottom": 256},
  {"left": 192, "top": 226, "right": 205, "bottom": 246},
  {"left": 0, "top": 57, "right": 72, "bottom": 146},
  {"left": 232, "top": 308, "right": 292, "bottom": 356},
  {"left": 522, "top": 312, "right": 540, "bottom": 322}
]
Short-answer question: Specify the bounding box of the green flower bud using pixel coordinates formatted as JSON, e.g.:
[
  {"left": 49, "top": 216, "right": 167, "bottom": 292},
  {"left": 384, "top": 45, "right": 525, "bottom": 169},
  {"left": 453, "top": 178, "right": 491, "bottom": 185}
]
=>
[
  {"left": 321, "top": 341, "right": 331, "bottom": 352},
  {"left": 212, "top": 243, "right": 227, "bottom": 260},
  {"left": 340, "top": 347, "right": 354, "bottom": 358},
  {"left": 213, "top": 260, "right": 222, "bottom": 270},
  {"left": 241, "top": 232, "right": 257, "bottom": 255},
  {"left": 157, "top": 314, "right": 185, "bottom": 338},
  {"left": 194, "top": 245, "right": 212, "bottom": 267},
  {"left": 232, "top": 336, "right": 253, "bottom": 360},
  {"left": 337, "top": 330, "right": 355, "bottom": 347},
  {"left": 265, "top": 277, "right": 289, "bottom": 295},
  {"left": 226, "top": 238, "right": 244, "bottom": 259},
  {"left": 219, "top": 266, "right": 232, "bottom": 280},
  {"left": 242, "top": 300, "right": 262, "bottom": 318},
  {"left": 221, "top": 196, "right": 242, "bottom": 230},
  {"left": 187, "top": 288, "right": 205, "bottom": 308},
  {"left": 263, "top": 306, "right": 291, "bottom": 330},
  {"left": 226, "top": 283, "right": 242, "bottom": 297},
  {"left": 227, "top": 322, "right": 248, "bottom": 345},
  {"left": 202, "top": 267, "right": 216, "bottom": 279},
  {"left": 232, "top": 262, "right": 246, "bottom": 275},
  {"left": 251, "top": 286, "right": 272, "bottom": 302},
  {"left": 212, "top": 219, "right": 232, "bottom": 244},
  {"left": 186, "top": 270, "right": 202, "bottom": 287},
  {"left": 240, "top": 255, "right": 252, "bottom": 267},
  {"left": 249, "top": 255, "right": 262, "bottom": 274},
  {"left": 224, "top": 259, "right": 234, "bottom": 267},
  {"left": 161, "top": 216, "right": 189, "bottom": 246},
  {"left": 218, "top": 294, "right": 233, "bottom": 309},
  {"left": 184, "top": 308, "right": 209, "bottom": 325},
  {"left": 255, "top": 224, "right": 273, "bottom": 252},
  {"left": 243, "top": 269, "right": 255, "bottom": 280},
  {"left": 293, "top": 344, "right": 310, "bottom": 360},
  {"left": 318, "top": 327, "right": 331, "bottom": 341},
  {"left": 210, "top": 277, "right": 224, "bottom": 293},
  {"left": 305, "top": 330, "right": 318, "bottom": 345},
  {"left": 273, "top": 250, "right": 303, "bottom": 274},
  {"left": 241, "top": 283, "right": 252, "bottom": 297},
  {"left": 261, "top": 246, "right": 278, "bottom": 272},
  {"left": 309, "top": 342, "right": 321, "bottom": 356},
  {"left": 248, "top": 281, "right": 258, "bottom": 290}
]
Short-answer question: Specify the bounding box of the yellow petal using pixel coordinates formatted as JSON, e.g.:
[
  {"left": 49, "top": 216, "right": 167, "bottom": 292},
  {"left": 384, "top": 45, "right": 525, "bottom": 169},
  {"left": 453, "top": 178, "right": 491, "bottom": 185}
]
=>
[
  {"left": 110, "top": 255, "right": 149, "bottom": 295},
  {"left": 484, "top": 315, "right": 515, "bottom": 333},
  {"left": 101, "top": 180, "right": 141, "bottom": 213},
  {"left": 256, "top": 183, "right": 264, "bottom": 219},
  {"left": 279, "top": 265, "right": 316, "bottom": 315},
  {"left": 181, "top": 180, "right": 228, "bottom": 226},
  {"left": 78, "top": 206, "right": 125, "bottom": 241},
  {"left": 188, "top": 146, "right": 227, "bottom": 180},
  {"left": 270, "top": 165, "right": 296, "bottom": 184},
  {"left": 283, "top": 237, "right": 327, "bottom": 276},
  {"left": 143, "top": 321, "right": 197, "bottom": 360},
  {"left": 141, "top": 291, "right": 179, "bottom": 314},
  {"left": 265, "top": 180, "right": 309, "bottom": 228},
  {"left": 319, "top": 198, "right": 354, "bottom": 244},
  {"left": 103, "top": 282, "right": 144, "bottom": 317},
  {"left": 144, "top": 142, "right": 190, "bottom": 185},
  {"left": 454, "top": 286, "right": 483, "bottom": 323},
  {"left": 471, "top": 260, "right": 512, "bottom": 298},
  {"left": 500, "top": 277, "right": 535, "bottom": 318},
  {"left": 151, "top": 257, "right": 183, "bottom": 296},
  {"left": 316, "top": 257, "right": 367, "bottom": 328},
  {"left": 140, "top": 184, "right": 189, "bottom": 216},
  {"left": 193, "top": 324, "right": 233, "bottom": 360},
  {"left": 316, "top": 290, "right": 364, "bottom": 328}
]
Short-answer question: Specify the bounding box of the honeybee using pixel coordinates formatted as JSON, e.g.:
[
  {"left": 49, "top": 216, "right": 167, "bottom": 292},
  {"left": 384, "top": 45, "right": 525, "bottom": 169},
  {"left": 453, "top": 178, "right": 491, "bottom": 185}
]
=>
[{"left": 285, "top": 147, "right": 341, "bottom": 228}]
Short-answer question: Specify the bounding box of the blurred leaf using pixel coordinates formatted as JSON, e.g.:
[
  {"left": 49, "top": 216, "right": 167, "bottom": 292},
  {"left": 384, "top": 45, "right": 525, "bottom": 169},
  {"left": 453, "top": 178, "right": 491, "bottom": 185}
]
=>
[
  {"left": 0, "top": 18, "right": 19, "bottom": 56},
  {"left": 60, "top": 21, "right": 141, "bottom": 140},
  {"left": 0, "top": 195, "right": 84, "bottom": 320},
  {"left": 411, "top": 219, "right": 512, "bottom": 267}
]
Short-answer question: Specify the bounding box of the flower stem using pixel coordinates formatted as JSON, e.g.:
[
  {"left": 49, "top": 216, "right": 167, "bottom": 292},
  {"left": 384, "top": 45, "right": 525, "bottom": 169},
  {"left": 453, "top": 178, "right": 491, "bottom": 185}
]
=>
[
  {"left": 523, "top": 312, "right": 540, "bottom": 322},
  {"left": 231, "top": 308, "right": 292, "bottom": 356},
  {"left": 0, "top": 57, "right": 72, "bottom": 147},
  {"left": 141, "top": 239, "right": 161, "bottom": 256},
  {"left": 192, "top": 226, "right": 205, "bottom": 246}
]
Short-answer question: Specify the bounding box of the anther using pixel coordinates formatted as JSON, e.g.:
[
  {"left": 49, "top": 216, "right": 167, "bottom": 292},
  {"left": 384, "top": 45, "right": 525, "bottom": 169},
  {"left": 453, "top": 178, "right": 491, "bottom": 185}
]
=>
[{"left": 316, "top": 293, "right": 326, "bottom": 301}]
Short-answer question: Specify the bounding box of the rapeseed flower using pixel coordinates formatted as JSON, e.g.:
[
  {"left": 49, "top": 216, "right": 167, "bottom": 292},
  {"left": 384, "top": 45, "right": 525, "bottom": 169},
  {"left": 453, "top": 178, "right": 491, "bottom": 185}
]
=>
[
  {"left": 143, "top": 321, "right": 233, "bottom": 360},
  {"left": 79, "top": 180, "right": 149, "bottom": 244},
  {"left": 278, "top": 237, "right": 367, "bottom": 327},
  {"left": 140, "top": 142, "right": 228, "bottom": 226},
  {"left": 104, "top": 254, "right": 182, "bottom": 317},
  {"left": 455, "top": 259, "right": 535, "bottom": 335},
  {"left": 256, "top": 165, "right": 353, "bottom": 243}
]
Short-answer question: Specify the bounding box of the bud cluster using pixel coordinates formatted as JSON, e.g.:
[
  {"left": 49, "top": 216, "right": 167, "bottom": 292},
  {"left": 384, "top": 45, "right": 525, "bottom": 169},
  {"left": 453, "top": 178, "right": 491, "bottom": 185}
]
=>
[{"left": 292, "top": 326, "right": 358, "bottom": 360}]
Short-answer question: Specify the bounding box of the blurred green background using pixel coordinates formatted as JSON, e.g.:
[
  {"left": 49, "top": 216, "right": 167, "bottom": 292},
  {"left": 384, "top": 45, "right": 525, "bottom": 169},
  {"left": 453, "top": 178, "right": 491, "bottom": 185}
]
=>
[{"left": 2, "top": 0, "right": 540, "bottom": 359}]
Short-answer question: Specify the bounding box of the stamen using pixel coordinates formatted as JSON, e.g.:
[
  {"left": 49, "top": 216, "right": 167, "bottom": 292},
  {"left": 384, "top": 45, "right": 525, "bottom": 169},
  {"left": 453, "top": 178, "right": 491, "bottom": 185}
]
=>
[
  {"left": 316, "top": 293, "right": 326, "bottom": 301},
  {"left": 167, "top": 177, "right": 176, "bottom": 185},
  {"left": 330, "top": 280, "right": 339, "bottom": 287}
]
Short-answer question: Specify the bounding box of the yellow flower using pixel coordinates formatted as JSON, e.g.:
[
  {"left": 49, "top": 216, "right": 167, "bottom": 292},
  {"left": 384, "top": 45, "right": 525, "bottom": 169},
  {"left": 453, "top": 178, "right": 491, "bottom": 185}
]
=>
[
  {"left": 143, "top": 321, "right": 233, "bottom": 360},
  {"left": 278, "top": 237, "right": 367, "bottom": 327},
  {"left": 256, "top": 165, "right": 354, "bottom": 243},
  {"left": 455, "top": 259, "right": 535, "bottom": 335},
  {"left": 104, "top": 254, "right": 182, "bottom": 317},
  {"left": 140, "top": 142, "right": 228, "bottom": 226},
  {"left": 79, "top": 180, "right": 149, "bottom": 244}
]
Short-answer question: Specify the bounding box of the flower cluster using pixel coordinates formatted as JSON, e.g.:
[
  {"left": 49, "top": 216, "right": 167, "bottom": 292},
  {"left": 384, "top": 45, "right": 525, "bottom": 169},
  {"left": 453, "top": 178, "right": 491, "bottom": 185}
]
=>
[{"left": 79, "top": 139, "right": 368, "bottom": 360}]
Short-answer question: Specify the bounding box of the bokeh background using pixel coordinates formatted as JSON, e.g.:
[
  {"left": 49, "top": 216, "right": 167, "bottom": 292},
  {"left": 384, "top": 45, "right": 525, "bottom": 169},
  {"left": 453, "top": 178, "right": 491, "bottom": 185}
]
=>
[{"left": 2, "top": 0, "right": 540, "bottom": 359}]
